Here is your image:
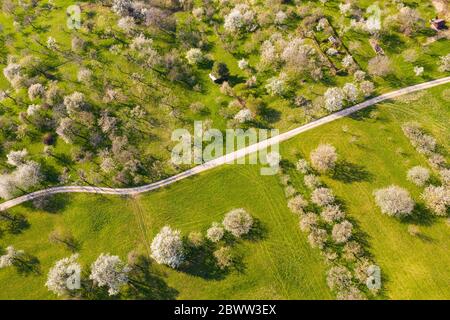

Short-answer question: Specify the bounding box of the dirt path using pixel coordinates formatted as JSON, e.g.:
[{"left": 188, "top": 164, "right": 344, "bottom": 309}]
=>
[{"left": 0, "top": 77, "right": 450, "bottom": 211}]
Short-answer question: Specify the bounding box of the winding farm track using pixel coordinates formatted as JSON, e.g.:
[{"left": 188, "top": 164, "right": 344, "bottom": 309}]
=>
[{"left": 1, "top": 77, "right": 450, "bottom": 211}]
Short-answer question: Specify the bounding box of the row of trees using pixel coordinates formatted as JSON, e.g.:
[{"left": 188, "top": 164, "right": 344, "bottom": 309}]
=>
[
  {"left": 280, "top": 144, "right": 381, "bottom": 300},
  {"left": 151, "top": 208, "right": 254, "bottom": 271}
]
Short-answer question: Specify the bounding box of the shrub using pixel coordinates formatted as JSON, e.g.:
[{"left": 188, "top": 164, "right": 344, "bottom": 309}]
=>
[
  {"left": 332, "top": 220, "right": 353, "bottom": 244},
  {"left": 421, "top": 185, "right": 449, "bottom": 216},
  {"left": 310, "top": 144, "right": 337, "bottom": 173},
  {"left": 150, "top": 226, "right": 184, "bottom": 268},
  {"left": 206, "top": 222, "right": 225, "bottom": 242},
  {"left": 311, "top": 187, "right": 335, "bottom": 207},
  {"left": 374, "top": 185, "right": 415, "bottom": 217},
  {"left": 222, "top": 208, "right": 253, "bottom": 237},
  {"left": 407, "top": 166, "right": 430, "bottom": 186}
]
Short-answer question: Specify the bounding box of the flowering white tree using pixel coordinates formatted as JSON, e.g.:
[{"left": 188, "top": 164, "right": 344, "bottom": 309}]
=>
[
  {"left": 6, "top": 149, "right": 28, "bottom": 167},
  {"left": 311, "top": 187, "right": 335, "bottom": 207},
  {"left": 151, "top": 226, "right": 184, "bottom": 268},
  {"left": 439, "top": 54, "right": 450, "bottom": 72},
  {"left": 321, "top": 205, "right": 345, "bottom": 223},
  {"left": 47, "top": 36, "right": 59, "bottom": 50},
  {"left": 327, "top": 266, "right": 352, "bottom": 292},
  {"left": 281, "top": 38, "right": 320, "bottom": 78},
  {"left": 326, "top": 48, "right": 338, "bottom": 56},
  {"left": 332, "top": 220, "right": 353, "bottom": 243},
  {"left": 440, "top": 169, "right": 450, "bottom": 186},
  {"left": 185, "top": 48, "right": 203, "bottom": 65},
  {"left": 234, "top": 108, "right": 254, "bottom": 123},
  {"left": 421, "top": 185, "right": 449, "bottom": 216},
  {"left": 397, "top": 6, "right": 422, "bottom": 35},
  {"left": 28, "top": 83, "right": 45, "bottom": 100},
  {"left": 287, "top": 195, "right": 308, "bottom": 214},
  {"left": 224, "top": 5, "right": 257, "bottom": 33},
  {"left": 27, "top": 104, "right": 41, "bottom": 117},
  {"left": 112, "top": 0, "right": 132, "bottom": 16},
  {"left": 0, "top": 175, "right": 16, "bottom": 200},
  {"left": 3, "top": 63, "right": 21, "bottom": 83},
  {"left": 354, "top": 70, "right": 366, "bottom": 82},
  {"left": 324, "top": 87, "right": 344, "bottom": 111},
  {"left": 407, "top": 166, "right": 430, "bottom": 186},
  {"left": 214, "top": 246, "right": 233, "bottom": 269},
  {"left": 368, "top": 56, "right": 392, "bottom": 77},
  {"left": 56, "top": 118, "right": 76, "bottom": 144},
  {"left": 374, "top": 185, "right": 415, "bottom": 217},
  {"left": 64, "top": 92, "right": 85, "bottom": 115},
  {"left": 222, "top": 208, "right": 253, "bottom": 237},
  {"left": 339, "top": 3, "right": 352, "bottom": 15},
  {"left": 117, "top": 16, "right": 135, "bottom": 33},
  {"left": 304, "top": 174, "right": 321, "bottom": 190},
  {"left": 14, "top": 161, "right": 42, "bottom": 190},
  {"left": 274, "top": 11, "right": 287, "bottom": 25},
  {"left": 296, "top": 159, "right": 310, "bottom": 174},
  {"left": 265, "top": 76, "right": 285, "bottom": 96},
  {"left": 89, "top": 253, "right": 131, "bottom": 296},
  {"left": 0, "top": 246, "right": 24, "bottom": 268},
  {"left": 310, "top": 144, "right": 337, "bottom": 173},
  {"left": 299, "top": 212, "right": 318, "bottom": 232},
  {"left": 77, "top": 68, "right": 93, "bottom": 83},
  {"left": 342, "top": 55, "right": 355, "bottom": 70},
  {"left": 238, "top": 58, "right": 249, "bottom": 70},
  {"left": 359, "top": 80, "right": 375, "bottom": 97},
  {"left": 308, "top": 227, "right": 327, "bottom": 249},
  {"left": 413, "top": 66, "right": 424, "bottom": 76},
  {"left": 342, "top": 83, "right": 359, "bottom": 103},
  {"left": 46, "top": 254, "right": 81, "bottom": 296},
  {"left": 206, "top": 222, "right": 224, "bottom": 243}
]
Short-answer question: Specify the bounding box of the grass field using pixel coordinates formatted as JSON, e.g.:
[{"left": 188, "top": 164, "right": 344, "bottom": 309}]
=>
[{"left": 1, "top": 84, "right": 449, "bottom": 299}]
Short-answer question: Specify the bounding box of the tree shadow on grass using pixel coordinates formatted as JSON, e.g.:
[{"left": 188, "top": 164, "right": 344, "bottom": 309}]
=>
[
  {"left": 126, "top": 256, "right": 179, "bottom": 300},
  {"left": 24, "top": 194, "right": 71, "bottom": 214},
  {"left": 400, "top": 203, "right": 437, "bottom": 227},
  {"left": 180, "top": 243, "right": 228, "bottom": 280},
  {"left": 332, "top": 160, "right": 372, "bottom": 183},
  {"left": 0, "top": 212, "right": 30, "bottom": 235},
  {"left": 243, "top": 218, "right": 268, "bottom": 242},
  {"left": 15, "top": 254, "right": 41, "bottom": 276}
]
